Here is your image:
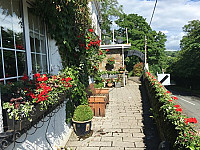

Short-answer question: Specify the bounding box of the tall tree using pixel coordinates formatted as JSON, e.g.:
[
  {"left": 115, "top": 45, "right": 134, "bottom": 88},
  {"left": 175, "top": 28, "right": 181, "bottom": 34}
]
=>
[
  {"left": 100, "top": 0, "right": 123, "bottom": 36},
  {"left": 168, "top": 20, "right": 200, "bottom": 89},
  {"left": 115, "top": 14, "right": 167, "bottom": 73}
]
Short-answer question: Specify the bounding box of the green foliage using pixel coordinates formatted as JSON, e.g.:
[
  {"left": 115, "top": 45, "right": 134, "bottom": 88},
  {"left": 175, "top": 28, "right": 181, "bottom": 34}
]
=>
[
  {"left": 73, "top": 105, "right": 93, "bottom": 121},
  {"left": 107, "top": 57, "right": 115, "bottom": 65},
  {"left": 145, "top": 72, "right": 200, "bottom": 149},
  {"left": 115, "top": 13, "right": 167, "bottom": 73},
  {"left": 167, "top": 20, "right": 200, "bottom": 90},
  {"left": 100, "top": 0, "right": 123, "bottom": 38},
  {"left": 133, "top": 62, "right": 143, "bottom": 77}
]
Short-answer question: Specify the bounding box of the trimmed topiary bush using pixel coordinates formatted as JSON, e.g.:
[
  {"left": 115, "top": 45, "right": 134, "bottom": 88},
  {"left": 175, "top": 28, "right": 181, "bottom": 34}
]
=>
[{"left": 73, "top": 105, "right": 93, "bottom": 121}]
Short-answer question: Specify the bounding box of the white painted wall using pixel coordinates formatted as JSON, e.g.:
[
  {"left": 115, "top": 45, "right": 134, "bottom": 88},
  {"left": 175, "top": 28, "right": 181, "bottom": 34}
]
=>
[
  {"left": 6, "top": 101, "right": 72, "bottom": 150},
  {"left": 48, "top": 39, "right": 63, "bottom": 75}
]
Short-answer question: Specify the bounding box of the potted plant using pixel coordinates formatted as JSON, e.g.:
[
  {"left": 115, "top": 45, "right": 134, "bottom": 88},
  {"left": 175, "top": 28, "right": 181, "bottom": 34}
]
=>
[
  {"left": 106, "top": 57, "right": 115, "bottom": 71},
  {"left": 115, "top": 77, "right": 121, "bottom": 88},
  {"left": 116, "top": 36, "right": 123, "bottom": 44},
  {"left": 106, "top": 79, "right": 113, "bottom": 87},
  {"left": 119, "top": 66, "right": 125, "bottom": 74},
  {"left": 72, "top": 105, "right": 93, "bottom": 136}
]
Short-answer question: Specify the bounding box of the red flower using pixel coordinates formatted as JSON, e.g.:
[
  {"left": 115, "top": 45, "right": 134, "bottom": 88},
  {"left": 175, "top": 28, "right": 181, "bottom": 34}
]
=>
[
  {"left": 86, "top": 47, "right": 89, "bottom": 50},
  {"left": 89, "top": 29, "right": 93, "bottom": 32},
  {"left": 175, "top": 108, "right": 182, "bottom": 112},
  {"left": 166, "top": 91, "right": 171, "bottom": 94},
  {"left": 88, "top": 44, "right": 91, "bottom": 47},
  {"left": 107, "top": 49, "right": 109, "bottom": 52},
  {"left": 184, "top": 118, "right": 197, "bottom": 124},
  {"left": 21, "top": 74, "right": 29, "bottom": 81},
  {"left": 169, "top": 100, "right": 172, "bottom": 102},
  {"left": 173, "top": 96, "right": 178, "bottom": 100},
  {"left": 174, "top": 105, "right": 180, "bottom": 108},
  {"left": 34, "top": 73, "right": 40, "bottom": 78},
  {"left": 37, "top": 77, "right": 43, "bottom": 82}
]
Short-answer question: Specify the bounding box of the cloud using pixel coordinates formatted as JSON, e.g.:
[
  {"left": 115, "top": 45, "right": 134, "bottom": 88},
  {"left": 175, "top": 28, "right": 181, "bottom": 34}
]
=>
[{"left": 117, "top": 0, "right": 200, "bottom": 50}]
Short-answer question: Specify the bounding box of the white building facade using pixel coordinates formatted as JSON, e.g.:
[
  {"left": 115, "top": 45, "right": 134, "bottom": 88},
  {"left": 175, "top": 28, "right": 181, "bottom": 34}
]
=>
[{"left": 0, "top": 0, "right": 101, "bottom": 149}]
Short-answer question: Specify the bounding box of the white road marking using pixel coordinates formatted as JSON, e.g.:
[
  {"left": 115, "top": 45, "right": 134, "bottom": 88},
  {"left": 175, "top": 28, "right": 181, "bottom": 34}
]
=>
[{"left": 178, "top": 96, "right": 196, "bottom": 106}]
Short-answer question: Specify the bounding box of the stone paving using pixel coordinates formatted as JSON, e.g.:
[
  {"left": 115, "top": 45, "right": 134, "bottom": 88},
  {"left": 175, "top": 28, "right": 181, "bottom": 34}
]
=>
[{"left": 65, "top": 77, "right": 161, "bottom": 150}]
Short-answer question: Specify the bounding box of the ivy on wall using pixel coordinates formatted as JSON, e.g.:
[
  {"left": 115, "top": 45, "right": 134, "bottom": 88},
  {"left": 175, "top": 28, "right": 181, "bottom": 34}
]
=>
[{"left": 33, "top": 0, "right": 106, "bottom": 122}]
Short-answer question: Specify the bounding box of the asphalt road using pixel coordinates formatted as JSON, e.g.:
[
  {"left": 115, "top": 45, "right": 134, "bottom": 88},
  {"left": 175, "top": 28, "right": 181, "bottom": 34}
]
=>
[{"left": 167, "top": 87, "right": 200, "bottom": 131}]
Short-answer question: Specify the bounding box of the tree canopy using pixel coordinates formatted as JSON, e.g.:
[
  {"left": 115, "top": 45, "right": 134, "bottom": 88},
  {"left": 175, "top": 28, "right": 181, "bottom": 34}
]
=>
[
  {"left": 167, "top": 20, "right": 200, "bottom": 89},
  {"left": 100, "top": 0, "right": 123, "bottom": 36},
  {"left": 115, "top": 13, "right": 167, "bottom": 73}
]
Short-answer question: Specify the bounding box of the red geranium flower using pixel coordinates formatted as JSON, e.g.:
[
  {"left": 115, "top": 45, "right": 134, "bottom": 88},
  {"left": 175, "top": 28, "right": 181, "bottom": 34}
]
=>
[
  {"left": 174, "top": 105, "right": 180, "bottom": 108},
  {"left": 34, "top": 73, "right": 40, "bottom": 78},
  {"left": 21, "top": 74, "right": 29, "bottom": 81},
  {"left": 89, "top": 29, "right": 93, "bottom": 32},
  {"left": 173, "top": 96, "right": 178, "bottom": 100},
  {"left": 167, "top": 91, "right": 171, "bottom": 94}
]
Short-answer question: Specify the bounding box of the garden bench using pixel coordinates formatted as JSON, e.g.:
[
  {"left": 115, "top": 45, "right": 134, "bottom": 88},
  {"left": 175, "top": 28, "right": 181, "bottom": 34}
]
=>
[{"left": 86, "top": 83, "right": 109, "bottom": 117}]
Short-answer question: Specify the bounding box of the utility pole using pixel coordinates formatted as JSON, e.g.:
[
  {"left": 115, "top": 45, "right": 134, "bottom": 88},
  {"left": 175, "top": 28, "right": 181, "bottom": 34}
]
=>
[{"left": 144, "top": 35, "right": 148, "bottom": 71}]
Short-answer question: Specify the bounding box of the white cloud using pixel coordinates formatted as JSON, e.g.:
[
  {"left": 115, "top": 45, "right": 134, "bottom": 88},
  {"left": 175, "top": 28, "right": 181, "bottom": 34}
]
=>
[{"left": 117, "top": 0, "right": 200, "bottom": 50}]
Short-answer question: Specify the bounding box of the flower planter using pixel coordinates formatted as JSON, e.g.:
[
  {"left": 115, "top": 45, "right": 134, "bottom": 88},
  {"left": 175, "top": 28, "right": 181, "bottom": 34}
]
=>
[
  {"left": 105, "top": 64, "right": 114, "bottom": 71},
  {"left": 107, "top": 82, "right": 113, "bottom": 87},
  {"left": 115, "top": 82, "right": 121, "bottom": 88},
  {"left": 72, "top": 119, "right": 92, "bottom": 136},
  {"left": 88, "top": 96, "right": 106, "bottom": 117}
]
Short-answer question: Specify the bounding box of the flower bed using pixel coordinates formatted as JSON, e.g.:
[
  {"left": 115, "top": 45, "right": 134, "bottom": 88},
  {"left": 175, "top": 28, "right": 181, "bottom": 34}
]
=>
[{"left": 144, "top": 72, "right": 200, "bottom": 150}]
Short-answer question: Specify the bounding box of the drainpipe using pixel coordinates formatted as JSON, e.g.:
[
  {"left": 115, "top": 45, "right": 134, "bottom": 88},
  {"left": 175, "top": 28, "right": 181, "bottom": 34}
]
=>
[{"left": 0, "top": 88, "right": 4, "bottom": 133}]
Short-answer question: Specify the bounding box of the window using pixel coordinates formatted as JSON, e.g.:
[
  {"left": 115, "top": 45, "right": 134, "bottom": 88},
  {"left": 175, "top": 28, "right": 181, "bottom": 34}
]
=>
[
  {"left": 28, "top": 8, "right": 48, "bottom": 74},
  {"left": 0, "top": 0, "right": 26, "bottom": 84},
  {"left": 0, "top": 0, "right": 49, "bottom": 84}
]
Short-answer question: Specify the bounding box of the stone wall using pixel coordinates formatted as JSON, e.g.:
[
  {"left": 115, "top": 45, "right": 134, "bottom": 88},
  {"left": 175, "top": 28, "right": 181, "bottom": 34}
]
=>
[{"left": 99, "top": 49, "right": 123, "bottom": 71}]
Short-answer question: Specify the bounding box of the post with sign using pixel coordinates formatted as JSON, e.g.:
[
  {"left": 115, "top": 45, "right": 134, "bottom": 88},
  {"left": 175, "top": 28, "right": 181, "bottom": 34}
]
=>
[{"left": 157, "top": 73, "right": 171, "bottom": 86}]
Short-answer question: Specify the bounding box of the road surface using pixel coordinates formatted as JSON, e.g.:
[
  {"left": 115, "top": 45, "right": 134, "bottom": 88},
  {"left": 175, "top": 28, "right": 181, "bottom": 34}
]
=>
[{"left": 167, "top": 88, "right": 200, "bottom": 131}]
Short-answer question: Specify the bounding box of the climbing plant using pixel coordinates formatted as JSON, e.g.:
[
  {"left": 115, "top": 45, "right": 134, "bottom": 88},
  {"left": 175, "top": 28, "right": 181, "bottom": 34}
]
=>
[{"left": 33, "top": 0, "right": 107, "bottom": 122}]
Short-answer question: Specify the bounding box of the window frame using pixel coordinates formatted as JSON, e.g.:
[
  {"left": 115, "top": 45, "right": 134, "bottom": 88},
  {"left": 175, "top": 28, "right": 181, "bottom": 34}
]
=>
[
  {"left": 22, "top": 0, "right": 50, "bottom": 78},
  {"left": 0, "top": 0, "right": 50, "bottom": 84}
]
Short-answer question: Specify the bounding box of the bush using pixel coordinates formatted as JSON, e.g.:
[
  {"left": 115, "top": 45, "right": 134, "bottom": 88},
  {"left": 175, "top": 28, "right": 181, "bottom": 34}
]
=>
[
  {"left": 73, "top": 105, "right": 93, "bottom": 121},
  {"left": 133, "top": 62, "right": 143, "bottom": 76}
]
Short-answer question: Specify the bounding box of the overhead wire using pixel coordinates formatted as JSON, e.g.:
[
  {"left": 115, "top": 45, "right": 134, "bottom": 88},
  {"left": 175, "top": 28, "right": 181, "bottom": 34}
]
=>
[{"left": 149, "top": 0, "right": 158, "bottom": 26}]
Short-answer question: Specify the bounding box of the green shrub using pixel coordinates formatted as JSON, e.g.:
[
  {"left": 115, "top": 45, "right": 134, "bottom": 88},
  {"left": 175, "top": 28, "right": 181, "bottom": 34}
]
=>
[
  {"left": 73, "top": 105, "right": 93, "bottom": 121},
  {"left": 133, "top": 62, "right": 143, "bottom": 76}
]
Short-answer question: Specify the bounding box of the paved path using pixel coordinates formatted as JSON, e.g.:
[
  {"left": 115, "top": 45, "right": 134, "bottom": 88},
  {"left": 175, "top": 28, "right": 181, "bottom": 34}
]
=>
[{"left": 65, "top": 77, "right": 161, "bottom": 150}]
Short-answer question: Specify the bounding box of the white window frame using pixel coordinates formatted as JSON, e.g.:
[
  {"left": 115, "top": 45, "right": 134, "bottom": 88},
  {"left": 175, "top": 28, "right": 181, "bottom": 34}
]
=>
[
  {"left": 22, "top": 0, "right": 49, "bottom": 78},
  {"left": 0, "top": 0, "right": 27, "bottom": 84},
  {"left": 0, "top": 0, "right": 50, "bottom": 83}
]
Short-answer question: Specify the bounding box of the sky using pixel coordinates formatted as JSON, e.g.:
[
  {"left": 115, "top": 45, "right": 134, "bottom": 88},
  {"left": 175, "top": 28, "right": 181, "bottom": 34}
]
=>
[{"left": 117, "top": 0, "right": 200, "bottom": 51}]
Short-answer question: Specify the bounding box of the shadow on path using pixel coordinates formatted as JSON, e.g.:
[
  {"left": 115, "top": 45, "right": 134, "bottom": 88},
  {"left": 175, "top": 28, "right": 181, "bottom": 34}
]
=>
[{"left": 140, "top": 83, "right": 161, "bottom": 150}]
